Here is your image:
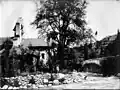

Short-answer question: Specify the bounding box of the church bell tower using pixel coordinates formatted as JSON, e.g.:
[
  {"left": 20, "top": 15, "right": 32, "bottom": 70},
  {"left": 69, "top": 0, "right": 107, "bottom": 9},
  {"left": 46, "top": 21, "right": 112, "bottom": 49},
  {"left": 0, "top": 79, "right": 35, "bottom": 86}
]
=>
[{"left": 13, "top": 17, "right": 24, "bottom": 46}]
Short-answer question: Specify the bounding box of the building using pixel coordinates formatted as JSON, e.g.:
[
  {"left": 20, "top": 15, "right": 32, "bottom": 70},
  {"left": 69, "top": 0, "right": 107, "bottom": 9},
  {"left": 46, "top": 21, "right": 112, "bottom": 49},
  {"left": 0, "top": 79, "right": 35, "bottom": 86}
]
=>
[
  {"left": 11, "top": 17, "right": 53, "bottom": 64},
  {"left": 82, "top": 30, "right": 120, "bottom": 75},
  {"left": 106, "top": 29, "right": 120, "bottom": 56},
  {"left": 21, "top": 38, "right": 51, "bottom": 64},
  {"left": 0, "top": 17, "right": 53, "bottom": 66}
]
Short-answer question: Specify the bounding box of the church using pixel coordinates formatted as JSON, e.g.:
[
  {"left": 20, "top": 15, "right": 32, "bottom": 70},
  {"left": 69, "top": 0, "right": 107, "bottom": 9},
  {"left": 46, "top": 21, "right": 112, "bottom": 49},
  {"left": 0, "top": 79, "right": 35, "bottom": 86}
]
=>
[{"left": 0, "top": 17, "right": 53, "bottom": 66}]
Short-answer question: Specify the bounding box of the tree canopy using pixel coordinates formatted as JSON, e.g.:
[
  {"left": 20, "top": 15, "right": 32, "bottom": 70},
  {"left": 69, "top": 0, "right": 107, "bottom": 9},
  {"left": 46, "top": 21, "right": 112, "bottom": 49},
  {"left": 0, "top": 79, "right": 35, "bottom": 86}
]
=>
[
  {"left": 32, "top": 0, "right": 89, "bottom": 45},
  {"left": 32, "top": 0, "right": 90, "bottom": 68}
]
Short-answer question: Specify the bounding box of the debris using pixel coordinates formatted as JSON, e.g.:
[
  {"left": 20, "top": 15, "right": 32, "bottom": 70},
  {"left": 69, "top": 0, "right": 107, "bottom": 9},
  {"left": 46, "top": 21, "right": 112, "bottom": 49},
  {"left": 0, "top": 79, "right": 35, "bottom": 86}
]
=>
[
  {"left": 53, "top": 80, "right": 60, "bottom": 85},
  {"left": 2, "top": 85, "right": 8, "bottom": 89},
  {"left": 8, "top": 86, "right": 13, "bottom": 89},
  {"left": 1, "top": 72, "right": 90, "bottom": 88},
  {"left": 43, "top": 79, "right": 49, "bottom": 84},
  {"left": 84, "top": 76, "right": 87, "bottom": 80},
  {"left": 48, "top": 84, "right": 52, "bottom": 86},
  {"left": 57, "top": 73, "right": 65, "bottom": 79}
]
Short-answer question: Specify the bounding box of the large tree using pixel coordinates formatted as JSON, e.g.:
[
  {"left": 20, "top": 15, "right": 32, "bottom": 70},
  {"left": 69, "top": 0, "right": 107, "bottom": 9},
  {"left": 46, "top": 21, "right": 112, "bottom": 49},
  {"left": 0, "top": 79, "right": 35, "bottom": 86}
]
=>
[{"left": 32, "top": 0, "right": 89, "bottom": 68}]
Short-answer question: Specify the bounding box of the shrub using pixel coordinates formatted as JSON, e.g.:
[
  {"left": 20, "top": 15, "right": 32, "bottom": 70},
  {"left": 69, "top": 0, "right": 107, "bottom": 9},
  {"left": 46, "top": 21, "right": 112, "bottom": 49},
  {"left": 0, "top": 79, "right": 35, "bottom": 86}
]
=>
[{"left": 101, "top": 56, "right": 117, "bottom": 76}]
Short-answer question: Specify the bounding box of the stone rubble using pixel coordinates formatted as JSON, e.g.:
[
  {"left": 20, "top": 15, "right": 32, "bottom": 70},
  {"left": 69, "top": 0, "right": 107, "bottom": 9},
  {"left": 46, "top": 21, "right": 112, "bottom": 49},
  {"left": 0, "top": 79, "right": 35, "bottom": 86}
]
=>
[
  {"left": 1, "top": 72, "right": 85, "bottom": 89},
  {"left": 0, "top": 72, "right": 119, "bottom": 89}
]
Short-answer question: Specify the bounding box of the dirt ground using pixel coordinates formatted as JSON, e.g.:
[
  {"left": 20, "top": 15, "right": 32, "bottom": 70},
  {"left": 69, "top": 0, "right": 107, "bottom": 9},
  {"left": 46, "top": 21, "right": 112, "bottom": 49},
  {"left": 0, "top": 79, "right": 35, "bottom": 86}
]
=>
[{"left": 48, "top": 73, "right": 120, "bottom": 89}]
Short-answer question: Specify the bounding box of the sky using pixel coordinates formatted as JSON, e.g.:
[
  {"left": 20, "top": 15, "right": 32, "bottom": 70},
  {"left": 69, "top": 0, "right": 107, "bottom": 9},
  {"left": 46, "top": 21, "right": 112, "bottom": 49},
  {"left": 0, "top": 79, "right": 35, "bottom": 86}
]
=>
[
  {"left": 0, "top": 0, "right": 37, "bottom": 38},
  {"left": 0, "top": 0, "right": 120, "bottom": 40}
]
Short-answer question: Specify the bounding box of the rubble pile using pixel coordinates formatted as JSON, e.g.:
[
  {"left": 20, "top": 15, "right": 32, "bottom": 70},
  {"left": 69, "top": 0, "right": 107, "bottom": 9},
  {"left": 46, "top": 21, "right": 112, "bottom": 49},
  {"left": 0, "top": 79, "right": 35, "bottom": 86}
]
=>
[{"left": 0, "top": 72, "right": 86, "bottom": 89}]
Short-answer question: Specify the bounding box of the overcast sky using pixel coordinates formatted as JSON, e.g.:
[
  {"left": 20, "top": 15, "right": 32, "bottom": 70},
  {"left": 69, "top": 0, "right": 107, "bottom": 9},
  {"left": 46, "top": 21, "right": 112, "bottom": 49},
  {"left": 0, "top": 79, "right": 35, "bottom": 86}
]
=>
[{"left": 0, "top": 0, "right": 120, "bottom": 40}]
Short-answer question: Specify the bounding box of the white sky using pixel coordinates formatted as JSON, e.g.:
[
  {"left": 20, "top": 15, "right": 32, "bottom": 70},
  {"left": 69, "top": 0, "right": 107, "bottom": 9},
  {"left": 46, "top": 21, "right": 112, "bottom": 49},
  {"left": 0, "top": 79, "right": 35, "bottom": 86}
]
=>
[{"left": 0, "top": 0, "right": 120, "bottom": 40}]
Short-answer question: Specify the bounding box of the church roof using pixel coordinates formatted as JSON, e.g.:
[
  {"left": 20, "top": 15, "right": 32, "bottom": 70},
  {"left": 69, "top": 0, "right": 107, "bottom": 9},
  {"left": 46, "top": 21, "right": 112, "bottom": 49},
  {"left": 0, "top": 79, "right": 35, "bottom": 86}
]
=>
[{"left": 21, "top": 38, "right": 49, "bottom": 47}]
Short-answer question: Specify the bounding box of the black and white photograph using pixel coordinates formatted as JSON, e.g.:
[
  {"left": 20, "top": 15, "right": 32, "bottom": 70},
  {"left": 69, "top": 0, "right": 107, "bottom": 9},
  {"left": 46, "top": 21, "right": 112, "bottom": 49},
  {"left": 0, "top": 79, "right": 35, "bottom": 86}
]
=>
[{"left": 0, "top": 0, "right": 120, "bottom": 89}]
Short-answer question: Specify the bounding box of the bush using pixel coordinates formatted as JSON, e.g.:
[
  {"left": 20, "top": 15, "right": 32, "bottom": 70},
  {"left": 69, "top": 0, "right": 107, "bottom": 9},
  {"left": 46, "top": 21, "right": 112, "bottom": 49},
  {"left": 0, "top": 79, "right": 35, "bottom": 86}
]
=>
[
  {"left": 8, "top": 46, "right": 30, "bottom": 74},
  {"left": 101, "top": 56, "right": 117, "bottom": 76}
]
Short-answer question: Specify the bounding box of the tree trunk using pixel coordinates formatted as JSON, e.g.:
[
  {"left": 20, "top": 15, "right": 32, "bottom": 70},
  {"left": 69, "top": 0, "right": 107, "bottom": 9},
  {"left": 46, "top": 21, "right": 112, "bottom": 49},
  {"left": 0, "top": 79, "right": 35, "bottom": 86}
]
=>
[
  {"left": 84, "top": 43, "right": 89, "bottom": 60},
  {"left": 60, "top": 44, "right": 64, "bottom": 69},
  {"left": 57, "top": 43, "right": 64, "bottom": 69}
]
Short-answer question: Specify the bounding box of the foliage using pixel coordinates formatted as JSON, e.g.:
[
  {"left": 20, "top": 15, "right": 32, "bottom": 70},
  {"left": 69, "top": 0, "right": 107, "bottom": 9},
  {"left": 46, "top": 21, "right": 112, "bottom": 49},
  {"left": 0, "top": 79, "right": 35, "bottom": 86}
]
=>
[
  {"left": 8, "top": 46, "right": 30, "bottom": 75},
  {"left": 94, "top": 30, "right": 120, "bottom": 57},
  {"left": 2, "top": 38, "right": 13, "bottom": 50},
  {"left": 101, "top": 56, "right": 118, "bottom": 77},
  {"left": 0, "top": 38, "right": 13, "bottom": 76},
  {"left": 32, "top": 0, "right": 90, "bottom": 68},
  {"left": 105, "top": 30, "right": 120, "bottom": 56},
  {"left": 32, "top": 0, "right": 89, "bottom": 43}
]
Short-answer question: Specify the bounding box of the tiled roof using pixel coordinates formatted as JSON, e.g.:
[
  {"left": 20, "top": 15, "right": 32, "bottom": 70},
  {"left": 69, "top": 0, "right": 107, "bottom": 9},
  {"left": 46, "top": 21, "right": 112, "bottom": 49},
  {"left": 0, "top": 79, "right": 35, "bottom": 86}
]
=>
[{"left": 21, "top": 38, "right": 48, "bottom": 47}]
